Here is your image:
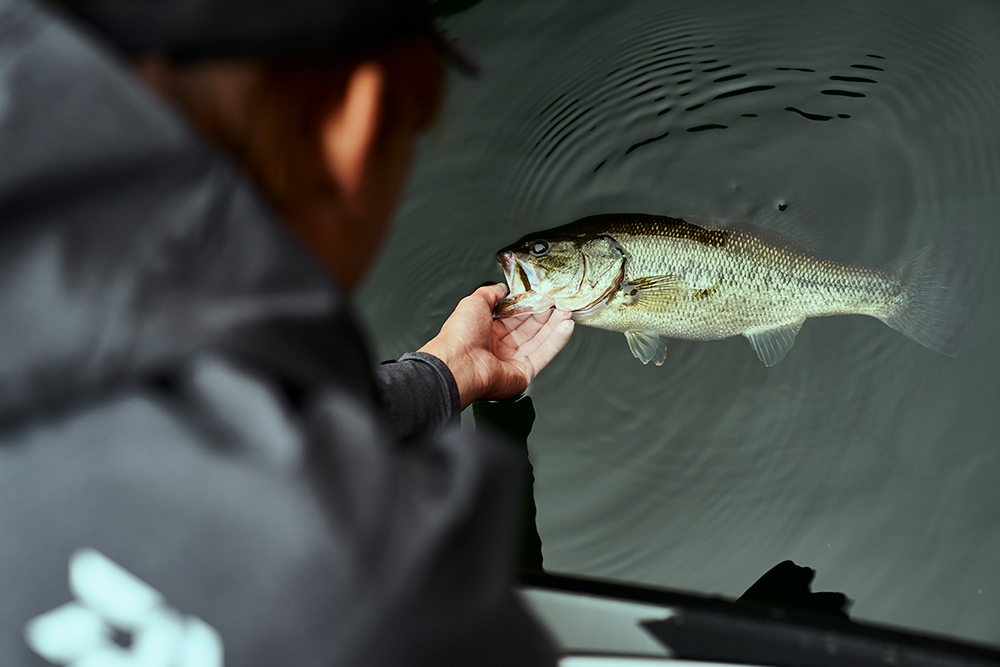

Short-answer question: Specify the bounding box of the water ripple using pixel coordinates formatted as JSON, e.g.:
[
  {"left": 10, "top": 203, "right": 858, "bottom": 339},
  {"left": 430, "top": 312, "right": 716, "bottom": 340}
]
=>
[{"left": 362, "top": 0, "right": 1000, "bottom": 648}]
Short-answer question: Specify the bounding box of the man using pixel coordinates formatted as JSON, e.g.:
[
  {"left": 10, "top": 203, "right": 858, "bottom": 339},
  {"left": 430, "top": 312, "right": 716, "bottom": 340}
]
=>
[{"left": 0, "top": 0, "right": 572, "bottom": 664}]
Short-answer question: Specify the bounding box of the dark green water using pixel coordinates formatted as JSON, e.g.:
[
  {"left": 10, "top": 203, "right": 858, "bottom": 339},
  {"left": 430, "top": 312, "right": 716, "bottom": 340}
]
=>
[{"left": 358, "top": 0, "right": 1000, "bottom": 647}]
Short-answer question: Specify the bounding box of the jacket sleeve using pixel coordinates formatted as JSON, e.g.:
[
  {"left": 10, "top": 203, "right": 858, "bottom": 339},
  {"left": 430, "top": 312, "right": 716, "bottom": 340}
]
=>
[
  {"left": 373, "top": 351, "right": 462, "bottom": 442},
  {"left": 306, "top": 381, "right": 555, "bottom": 666}
]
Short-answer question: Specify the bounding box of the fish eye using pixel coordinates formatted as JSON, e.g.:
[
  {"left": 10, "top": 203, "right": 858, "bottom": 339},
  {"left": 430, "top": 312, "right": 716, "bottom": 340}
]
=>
[{"left": 530, "top": 240, "right": 550, "bottom": 256}]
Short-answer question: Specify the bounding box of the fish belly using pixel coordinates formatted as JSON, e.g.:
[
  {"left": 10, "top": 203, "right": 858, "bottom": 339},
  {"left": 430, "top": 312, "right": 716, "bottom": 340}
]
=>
[{"left": 578, "top": 233, "right": 895, "bottom": 341}]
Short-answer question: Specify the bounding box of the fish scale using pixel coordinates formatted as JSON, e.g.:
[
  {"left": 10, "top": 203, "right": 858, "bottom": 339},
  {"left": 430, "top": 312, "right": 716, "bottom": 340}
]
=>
[
  {"left": 495, "top": 209, "right": 969, "bottom": 367},
  {"left": 583, "top": 227, "right": 897, "bottom": 340}
]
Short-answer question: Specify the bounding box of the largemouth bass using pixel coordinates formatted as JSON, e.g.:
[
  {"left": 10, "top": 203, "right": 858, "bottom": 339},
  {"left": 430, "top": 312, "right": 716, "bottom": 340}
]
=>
[{"left": 493, "top": 207, "right": 970, "bottom": 366}]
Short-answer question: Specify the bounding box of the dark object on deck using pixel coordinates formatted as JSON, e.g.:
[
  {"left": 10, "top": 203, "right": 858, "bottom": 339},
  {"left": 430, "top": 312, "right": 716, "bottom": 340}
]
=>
[
  {"left": 520, "top": 572, "right": 1000, "bottom": 667},
  {"left": 737, "top": 560, "right": 852, "bottom": 620}
]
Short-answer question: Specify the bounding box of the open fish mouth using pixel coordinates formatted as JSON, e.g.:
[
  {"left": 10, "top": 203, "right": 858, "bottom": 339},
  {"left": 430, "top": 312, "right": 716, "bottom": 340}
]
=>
[
  {"left": 499, "top": 251, "right": 533, "bottom": 294},
  {"left": 495, "top": 252, "right": 547, "bottom": 317}
]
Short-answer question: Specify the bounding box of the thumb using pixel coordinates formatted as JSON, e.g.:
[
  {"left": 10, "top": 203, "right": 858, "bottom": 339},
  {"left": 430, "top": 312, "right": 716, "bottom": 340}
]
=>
[{"left": 474, "top": 282, "right": 509, "bottom": 306}]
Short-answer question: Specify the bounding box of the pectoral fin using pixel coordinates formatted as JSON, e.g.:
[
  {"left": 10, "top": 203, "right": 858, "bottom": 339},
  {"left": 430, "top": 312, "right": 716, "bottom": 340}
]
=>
[
  {"left": 744, "top": 320, "right": 805, "bottom": 367},
  {"left": 622, "top": 275, "right": 686, "bottom": 312},
  {"left": 625, "top": 331, "right": 668, "bottom": 366}
]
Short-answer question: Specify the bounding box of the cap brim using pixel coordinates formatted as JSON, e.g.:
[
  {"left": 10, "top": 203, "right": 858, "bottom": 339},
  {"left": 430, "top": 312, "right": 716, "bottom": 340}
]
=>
[{"left": 63, "top": 0, "right": 482, "bottom": 74}]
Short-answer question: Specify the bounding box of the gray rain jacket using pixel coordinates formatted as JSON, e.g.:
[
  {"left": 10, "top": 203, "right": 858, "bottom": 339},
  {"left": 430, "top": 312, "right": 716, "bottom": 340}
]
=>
[{"left": 0, "top": 0, "right": 555, "bottom": 664}]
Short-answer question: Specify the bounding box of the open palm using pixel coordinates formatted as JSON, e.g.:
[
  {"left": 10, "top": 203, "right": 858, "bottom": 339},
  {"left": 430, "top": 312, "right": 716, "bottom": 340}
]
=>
[{"left": 420, "top": 284, "right": 574, "bottom": 409}]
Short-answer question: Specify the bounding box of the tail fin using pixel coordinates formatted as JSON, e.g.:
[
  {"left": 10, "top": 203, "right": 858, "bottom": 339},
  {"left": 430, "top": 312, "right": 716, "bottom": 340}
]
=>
[{"left": 881, "top": 232, "right": 971, "bottom": 356}]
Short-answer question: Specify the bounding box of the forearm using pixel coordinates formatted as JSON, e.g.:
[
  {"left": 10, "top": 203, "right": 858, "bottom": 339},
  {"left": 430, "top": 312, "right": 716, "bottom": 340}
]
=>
[{"left": 373, "top": 351, "right": 461, "bottom": 442}]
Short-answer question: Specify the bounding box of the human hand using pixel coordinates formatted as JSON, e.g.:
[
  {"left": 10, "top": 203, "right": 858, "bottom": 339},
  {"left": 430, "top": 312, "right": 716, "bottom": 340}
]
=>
[{"left": 418, "top": 284, "right": 574, "bottom": 410}]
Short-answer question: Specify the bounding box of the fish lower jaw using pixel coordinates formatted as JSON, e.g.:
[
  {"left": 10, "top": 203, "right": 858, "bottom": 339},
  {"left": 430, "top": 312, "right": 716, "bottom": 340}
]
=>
[{"left": 493, "top": 291, "right": 556, "bottom": 318}]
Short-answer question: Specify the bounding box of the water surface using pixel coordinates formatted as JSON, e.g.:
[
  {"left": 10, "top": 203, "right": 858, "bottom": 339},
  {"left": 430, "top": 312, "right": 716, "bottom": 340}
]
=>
[{"left": 358, "top": 0, "right": 1000, "bottom": 647}]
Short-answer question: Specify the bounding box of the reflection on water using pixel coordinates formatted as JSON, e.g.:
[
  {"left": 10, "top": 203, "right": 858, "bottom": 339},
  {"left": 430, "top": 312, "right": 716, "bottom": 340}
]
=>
[{"left": 357, "top": 0, "right": 1000, "bottom": 648}]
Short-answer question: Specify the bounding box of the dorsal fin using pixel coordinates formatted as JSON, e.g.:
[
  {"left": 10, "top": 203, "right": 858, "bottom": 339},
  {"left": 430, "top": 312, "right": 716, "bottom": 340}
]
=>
[{"left": 741, "top": 201, "right": 827, "bottom": 253}]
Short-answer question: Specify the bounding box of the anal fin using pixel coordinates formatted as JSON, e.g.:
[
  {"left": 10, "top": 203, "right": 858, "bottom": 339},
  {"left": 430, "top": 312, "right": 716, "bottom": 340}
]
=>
[
  {"left": 625, "top": 331, "right": 668, "bottom": 366},
  {"left": 744, "top": 320, "right": 804, "bottom": 367}
]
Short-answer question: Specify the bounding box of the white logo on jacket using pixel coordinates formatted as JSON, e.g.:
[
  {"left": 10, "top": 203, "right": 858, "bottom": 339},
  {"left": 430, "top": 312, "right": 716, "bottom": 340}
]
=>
[{"left": 24, "top": 548, "right": 223, "bottom": 666}]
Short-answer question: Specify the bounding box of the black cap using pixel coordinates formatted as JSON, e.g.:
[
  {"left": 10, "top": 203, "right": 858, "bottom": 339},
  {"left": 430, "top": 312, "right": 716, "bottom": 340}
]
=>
[{"left": 66, "top": 0, "right": 480, "bottom": 75}]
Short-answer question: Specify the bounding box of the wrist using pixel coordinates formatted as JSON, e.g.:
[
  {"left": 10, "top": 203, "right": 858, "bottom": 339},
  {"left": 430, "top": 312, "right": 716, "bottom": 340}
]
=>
[{"left": 418, "top": 339, "right": 482, "bottom": 410}]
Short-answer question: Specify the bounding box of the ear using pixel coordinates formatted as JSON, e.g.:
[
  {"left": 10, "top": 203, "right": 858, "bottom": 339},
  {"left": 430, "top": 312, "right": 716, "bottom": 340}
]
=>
[{"left": 320, "top": 62, "right": 386, "bottom": 206}]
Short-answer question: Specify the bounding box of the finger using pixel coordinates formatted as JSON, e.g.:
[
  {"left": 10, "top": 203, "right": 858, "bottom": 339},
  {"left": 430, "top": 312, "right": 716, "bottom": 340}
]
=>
[
  {"left": 496, "top": 317, "right": 565, "bottom": 369},
  {"left": 546, "top": 309, "right": 574, "bottom": 324},
  {"left": 499, "top": 312, "right": 548, "bottom": 346},
  {"left": 495, "top": 314, "right": 569, "bottom": 376},
  {"left": 502, "top": 308, "right": 573, "bottom": 348},
  {"left": 450, "top": 284, "right": 508, "bottom": 325},
  {"left": 523, "top": 319, "right": 575, "bottom": 380},
  {"left": 518, "top": 310, "right": 572, "bottom": 359},
  {"left": 473, "top": 283, "right": 508, "bottom": 307},
  {"left": 499, "top": 306, "right": 571, "bottom": 341}
]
